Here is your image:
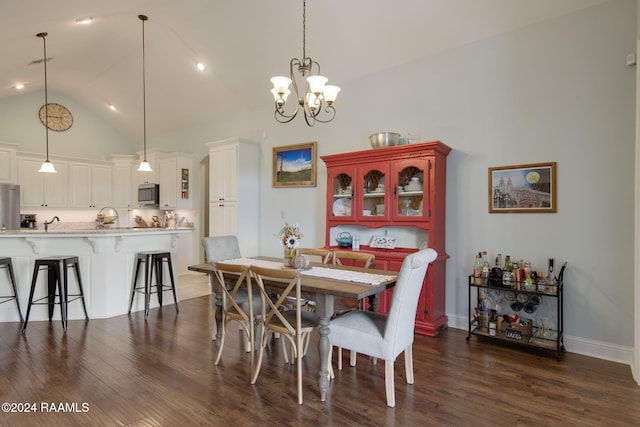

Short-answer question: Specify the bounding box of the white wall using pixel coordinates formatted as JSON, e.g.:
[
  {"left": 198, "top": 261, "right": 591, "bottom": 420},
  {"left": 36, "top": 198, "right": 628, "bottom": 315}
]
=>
[
  {"left": 0, "top": 0, "right": 635, "bottom": 363},
  {"left": 0, "top": 91, "right": 134, "bottom": 159},
  {"left": 237, "top": 0, "right": 637, "bottom": 362}
]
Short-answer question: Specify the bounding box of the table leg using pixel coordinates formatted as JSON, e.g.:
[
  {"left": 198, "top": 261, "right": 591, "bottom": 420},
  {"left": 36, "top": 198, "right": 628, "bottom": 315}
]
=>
[
  {"left": 368, "top": 294, "right": 378, "bottom": 312},
  {"left": 315, "top": 294, "right": 334, "bottom": 402},
  {"left": 209, "top": 275, "right": 223, "bottom": 341}
]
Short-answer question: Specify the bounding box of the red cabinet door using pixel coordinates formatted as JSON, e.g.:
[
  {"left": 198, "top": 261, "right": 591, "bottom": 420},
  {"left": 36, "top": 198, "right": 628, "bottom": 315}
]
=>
[
  {"left": 327, "top": 166, "right": 356, "bottom": 224},
  {"left": 356, "top": 162, "right": 390, "bottom": 222},
  {"left": 391, "top": 157, "right": 431, "bottom": 224}
]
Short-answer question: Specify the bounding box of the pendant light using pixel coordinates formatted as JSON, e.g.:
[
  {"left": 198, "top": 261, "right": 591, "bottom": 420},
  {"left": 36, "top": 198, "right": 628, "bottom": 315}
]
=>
[
  {"left": 37, "top": 32, "right": 56, "bottom": 173},
  {"left": 137, "top": 14, "right": 152, "bottom": 172}
]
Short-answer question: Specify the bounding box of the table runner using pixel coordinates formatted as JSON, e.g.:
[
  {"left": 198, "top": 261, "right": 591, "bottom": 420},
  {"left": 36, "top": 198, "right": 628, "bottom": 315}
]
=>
[{"left": 218, "top": 258, "right": 396, "bottom": 286}]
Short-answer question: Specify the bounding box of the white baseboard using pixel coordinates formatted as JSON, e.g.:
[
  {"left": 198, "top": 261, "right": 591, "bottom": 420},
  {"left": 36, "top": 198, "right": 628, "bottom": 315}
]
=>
[{"left": 446, "top": 314, "right": 633, "bottom": 366}]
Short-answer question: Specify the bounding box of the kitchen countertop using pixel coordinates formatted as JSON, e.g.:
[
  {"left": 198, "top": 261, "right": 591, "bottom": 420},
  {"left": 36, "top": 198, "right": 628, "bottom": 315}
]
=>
[{"left": 0, "top": 227, "right": 193, "bottom": 236}]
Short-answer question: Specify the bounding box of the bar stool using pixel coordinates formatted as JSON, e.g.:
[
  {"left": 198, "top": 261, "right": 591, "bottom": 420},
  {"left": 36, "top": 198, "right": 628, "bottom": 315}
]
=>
[
  {"left": 128, "top": 251, "right": 179, "bottom": 319},
  {"left": 0, "top": 258, "right": 23, "bottom": 323},
  {"left": 22, "top": 256, "right": 88, "bottom": 333}
]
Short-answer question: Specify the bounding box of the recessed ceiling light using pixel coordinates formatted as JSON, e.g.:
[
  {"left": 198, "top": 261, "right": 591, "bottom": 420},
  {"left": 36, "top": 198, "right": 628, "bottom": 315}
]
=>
[
  {"left": 15, "top": 84, "right": 24, "bottom": 90},
  {"left": 75, "top": 16, "right": 93, "bottom": 25},
  {"left": 108, "top": 104, "right": 117, "bottom": 111},
  {"left": 196, "top": 62, "right": 206, "bottom": 71}
]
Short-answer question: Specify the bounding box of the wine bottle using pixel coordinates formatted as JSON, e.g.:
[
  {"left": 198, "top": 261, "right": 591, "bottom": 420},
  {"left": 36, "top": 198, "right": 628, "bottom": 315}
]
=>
[{"left": 502, "top": 255, "right": 513, "bottom": 287}]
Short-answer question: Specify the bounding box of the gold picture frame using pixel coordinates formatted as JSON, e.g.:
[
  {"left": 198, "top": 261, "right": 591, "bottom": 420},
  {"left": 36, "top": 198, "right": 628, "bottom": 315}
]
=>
[
  {"left": 489, "top": 162, "right": 557, "bottom": 213},
  {"left": 272, "top": 142, "right": 317, "bottom": 188}
]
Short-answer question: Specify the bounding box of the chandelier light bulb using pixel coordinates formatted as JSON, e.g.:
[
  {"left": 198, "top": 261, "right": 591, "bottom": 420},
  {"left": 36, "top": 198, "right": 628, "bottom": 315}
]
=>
[
  {"left": 271, "top": 76, "right": 292, "bottom": 92},
  {"left": 323, "top": 85, "right": 340, "bottom": 104},
  {"left": 306, "top": 75, "right": 327, "bottom": 94}
]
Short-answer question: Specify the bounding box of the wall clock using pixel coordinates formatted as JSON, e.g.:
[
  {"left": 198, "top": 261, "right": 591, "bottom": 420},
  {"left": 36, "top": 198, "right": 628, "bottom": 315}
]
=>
[{"left": 39, "top": 103, "right": 73, "bottom": 132}]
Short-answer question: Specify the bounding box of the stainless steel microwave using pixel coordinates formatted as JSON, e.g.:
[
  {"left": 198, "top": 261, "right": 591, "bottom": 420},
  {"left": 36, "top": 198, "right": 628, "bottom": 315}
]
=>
[{"left": 138, "top": 183, "right": 159, "bottom": 206}]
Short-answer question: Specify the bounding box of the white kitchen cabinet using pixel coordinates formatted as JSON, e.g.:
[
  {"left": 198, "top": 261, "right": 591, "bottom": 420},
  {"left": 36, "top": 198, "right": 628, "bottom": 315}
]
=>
[
  {"left": 208, "top": 202, "right": 237, "bottom": 237},
  {"left": 0, "top": 142, "right": 18, "bottom": 183},
  {"left": 17, "top": 156, "right": 68, "bottom": 208},
  {"left": 109, "top": 155, "right": 136, "bottom": 210},
  {"left": 69, "top": 162, "right": 112, "bottom": 208},
  {"left": 207, "top": 138, "right": 259, "bottom": 257},
  {"left": 159, "top": 153, "right": 192, "bottom": 210},
  {"left": 209, "top": 143, "right": 238, "bottom": 202}
]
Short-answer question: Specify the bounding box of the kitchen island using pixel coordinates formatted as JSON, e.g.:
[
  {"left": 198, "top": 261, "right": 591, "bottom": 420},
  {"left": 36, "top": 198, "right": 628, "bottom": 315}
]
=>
[{"left": 0, "top": 227, "right": 192, "bottom": 323}]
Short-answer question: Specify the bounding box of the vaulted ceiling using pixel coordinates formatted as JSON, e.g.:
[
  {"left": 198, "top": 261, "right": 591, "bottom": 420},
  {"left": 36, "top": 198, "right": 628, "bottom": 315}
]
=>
[{"left": 0, "top": 0, "right": 609, "bottom": 141}]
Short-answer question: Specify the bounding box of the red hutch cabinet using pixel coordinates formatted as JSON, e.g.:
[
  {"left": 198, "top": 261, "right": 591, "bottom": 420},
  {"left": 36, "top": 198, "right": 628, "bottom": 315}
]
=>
[{"left": 321, "top": 141, "right": 450, "bottom": 336}]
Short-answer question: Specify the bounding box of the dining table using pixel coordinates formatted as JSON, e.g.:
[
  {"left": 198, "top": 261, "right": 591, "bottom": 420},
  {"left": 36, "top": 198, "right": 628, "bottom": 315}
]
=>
[{"left": 188, "top": 256, "right": 399, "bottom": 401}]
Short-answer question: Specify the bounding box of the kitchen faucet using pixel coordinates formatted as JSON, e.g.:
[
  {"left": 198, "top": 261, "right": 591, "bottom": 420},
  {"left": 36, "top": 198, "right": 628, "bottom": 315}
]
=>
[{"left": 44, "top": 216, "right": 60, "bottom": 232}]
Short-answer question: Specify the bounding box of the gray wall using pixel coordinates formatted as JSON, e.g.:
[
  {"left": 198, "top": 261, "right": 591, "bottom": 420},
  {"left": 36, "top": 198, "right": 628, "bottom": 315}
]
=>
[{"left": 0, "top": 0, "right": 635, "bottom": 362}]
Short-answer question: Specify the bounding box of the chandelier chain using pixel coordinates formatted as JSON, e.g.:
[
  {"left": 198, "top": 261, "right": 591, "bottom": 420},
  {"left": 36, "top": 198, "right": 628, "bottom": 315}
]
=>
[{"left": 302, "top": 0, "right": 306, "bottom": 60}]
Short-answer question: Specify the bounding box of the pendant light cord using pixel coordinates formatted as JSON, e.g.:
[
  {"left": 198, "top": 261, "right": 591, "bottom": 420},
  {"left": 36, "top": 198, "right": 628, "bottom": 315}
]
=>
[
  {"left": 140, "top": 15, "right": 148, "bottom": 162},
  {"left": 39, "top": 32, "right": 50, "bottom": 162}
]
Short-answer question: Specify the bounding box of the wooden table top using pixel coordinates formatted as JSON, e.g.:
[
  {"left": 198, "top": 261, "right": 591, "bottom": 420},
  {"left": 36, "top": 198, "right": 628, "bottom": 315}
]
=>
[{"left": 188, "top": 256, "right": 398, "bottom": 300}]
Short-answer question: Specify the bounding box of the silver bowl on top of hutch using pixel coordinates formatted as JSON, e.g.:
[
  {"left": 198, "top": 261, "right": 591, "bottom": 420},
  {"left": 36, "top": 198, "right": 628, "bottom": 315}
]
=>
[{"left": 369, "top": 132, "right": 401, "bottom": 148}]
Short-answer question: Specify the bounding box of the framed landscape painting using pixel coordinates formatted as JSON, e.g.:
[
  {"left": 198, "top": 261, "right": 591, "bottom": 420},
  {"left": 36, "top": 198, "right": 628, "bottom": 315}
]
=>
[
  {"left": 272, "top": 142, "right": 317, "bottom": 188},
  {"left": 488, "top": 162, "right": 557, "bottom": 213}
]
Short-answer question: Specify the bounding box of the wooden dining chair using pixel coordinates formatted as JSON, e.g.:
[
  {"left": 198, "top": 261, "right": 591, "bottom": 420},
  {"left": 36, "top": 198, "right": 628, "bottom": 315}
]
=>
[
  {"left": 328, "top": 249, "right": 438, "bottom": 407},
  {"left": 296, "top": 247, "right": 333, "bottom": 264},
  {"left": 211, "top": 262, "right": 259, "bottom": 380},
  {"left": 249, "top": 265, "right": 319, "bottom": 405},
  {"left": 294, "top": 247, "right": 332, "bottom": 354},
  {"left": 332, "top": 250, "right": 375, "bottom": 269}
]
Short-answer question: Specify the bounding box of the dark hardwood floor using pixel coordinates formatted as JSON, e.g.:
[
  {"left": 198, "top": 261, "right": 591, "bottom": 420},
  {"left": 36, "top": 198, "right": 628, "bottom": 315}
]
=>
[{"left": 1, "top": 294, "right": 639, "bottom": 427}]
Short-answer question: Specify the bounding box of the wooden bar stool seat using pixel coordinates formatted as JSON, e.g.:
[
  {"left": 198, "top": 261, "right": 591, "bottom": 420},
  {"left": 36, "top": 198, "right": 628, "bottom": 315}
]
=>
[
  {"left": 0, "top": 257, "right": 23, "bottom": 323},
  {"left": 128, "top": 251, "right": 179, "bottom": 319},
  {"left": 22, "top": 256, "right": 88, "bottom": 333}
]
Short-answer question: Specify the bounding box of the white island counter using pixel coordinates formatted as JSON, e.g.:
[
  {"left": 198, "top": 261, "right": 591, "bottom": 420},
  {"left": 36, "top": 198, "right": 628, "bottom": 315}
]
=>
[{"left": 0, "top": 227, "right": 192, "bottom": 323}]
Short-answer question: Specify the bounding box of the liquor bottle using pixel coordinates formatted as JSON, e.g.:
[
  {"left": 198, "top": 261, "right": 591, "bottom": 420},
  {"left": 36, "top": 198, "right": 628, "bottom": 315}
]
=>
[
  {"left": 481, "top": 251, "right": 490, "bottom": 284},
  {"left": 473, "top": 252, "right": 482, "bottom": 285},
  {"left": 502, "top": 255, "right": 513, "bottom": 287},
  {"left": 548, "top": 258, "right": 555, "bottom": 284},
  {"left": 495, "top": 253, "right": 503, "bottom": 269},
  {"left": 516, "top": 259, "right": 525, "bottom": 283}
]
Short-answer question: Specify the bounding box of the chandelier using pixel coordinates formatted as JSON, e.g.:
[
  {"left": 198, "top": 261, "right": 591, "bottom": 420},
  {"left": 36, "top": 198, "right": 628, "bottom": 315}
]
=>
[
  {"left": 137, "top": 14, "right": 152, "bottom": 172},
  {"left": 270, "top": 0, "right": 340, "bottom": 126},
  {"left": 37, "top": 32, "right": 56, "bottom": 173}
]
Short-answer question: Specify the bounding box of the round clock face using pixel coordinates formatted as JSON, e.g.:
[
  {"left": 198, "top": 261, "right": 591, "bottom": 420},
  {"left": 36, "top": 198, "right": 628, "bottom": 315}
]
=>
[{"left": 39, "top": 103, "right": 73, "bottom": 131}]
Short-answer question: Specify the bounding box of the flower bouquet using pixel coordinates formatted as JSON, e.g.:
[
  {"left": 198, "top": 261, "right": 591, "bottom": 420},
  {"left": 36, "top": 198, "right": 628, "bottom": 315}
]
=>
[{"left": 275, "top": 222, "right": 303, "bottom": 267}]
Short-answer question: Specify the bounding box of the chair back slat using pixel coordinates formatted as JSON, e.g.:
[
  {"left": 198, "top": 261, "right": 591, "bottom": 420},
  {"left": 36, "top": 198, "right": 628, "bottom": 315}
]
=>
[
  {"left": 250, "top": 266, "right": 302, "bottom": 336},
  {"left": 333, "top": 251, "right": 375, "bottom": 269},
  {"left": 212, "top": 262, "right": 253, "bottom": 322},
  {"left": 297, "top": 248, "right": 333, "bottom": 264}
]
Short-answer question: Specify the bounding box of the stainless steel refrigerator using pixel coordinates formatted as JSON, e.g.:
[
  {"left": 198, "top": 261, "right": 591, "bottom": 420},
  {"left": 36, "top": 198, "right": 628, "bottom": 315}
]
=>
[{"left": 0, "top": 184, "right": 20, "bottom": 230}]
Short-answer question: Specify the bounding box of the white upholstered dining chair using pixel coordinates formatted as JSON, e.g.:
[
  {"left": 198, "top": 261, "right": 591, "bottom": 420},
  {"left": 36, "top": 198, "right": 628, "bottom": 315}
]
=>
[
  {"left": 328, "top": 248, "right": 438, "bottom": 407},
  {"left": 332, "top": 250, "right": 376, "bottom": 368}
]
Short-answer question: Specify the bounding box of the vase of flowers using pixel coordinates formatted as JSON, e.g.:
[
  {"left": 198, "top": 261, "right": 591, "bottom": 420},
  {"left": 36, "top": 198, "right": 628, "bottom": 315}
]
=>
[{"left": 276, "top": 222, "right": 303, "bottom": 267}]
